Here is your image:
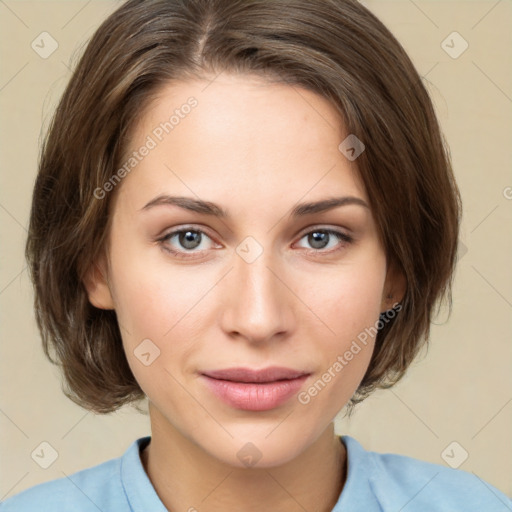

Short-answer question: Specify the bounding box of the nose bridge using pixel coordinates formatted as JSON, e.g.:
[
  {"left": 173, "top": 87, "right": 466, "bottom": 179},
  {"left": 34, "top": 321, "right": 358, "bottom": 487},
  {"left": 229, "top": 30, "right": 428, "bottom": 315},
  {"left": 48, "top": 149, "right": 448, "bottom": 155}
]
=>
[{"left": 221, "top": 239, "right": 292, "bottom": 342}]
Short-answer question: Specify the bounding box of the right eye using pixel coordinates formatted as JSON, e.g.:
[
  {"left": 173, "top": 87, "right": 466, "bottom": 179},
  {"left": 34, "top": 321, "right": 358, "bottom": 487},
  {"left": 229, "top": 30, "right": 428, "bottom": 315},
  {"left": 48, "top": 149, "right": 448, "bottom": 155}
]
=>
[{"left": 158, "top": 227, "right": 219, "bottom": 259}]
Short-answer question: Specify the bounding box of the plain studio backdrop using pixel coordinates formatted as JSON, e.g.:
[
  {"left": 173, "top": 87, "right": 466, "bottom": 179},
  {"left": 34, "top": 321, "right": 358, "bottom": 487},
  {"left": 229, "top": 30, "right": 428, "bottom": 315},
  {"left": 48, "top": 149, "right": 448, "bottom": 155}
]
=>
[{"left": 0, "top": 0, "right": 511, "bottom": 500}]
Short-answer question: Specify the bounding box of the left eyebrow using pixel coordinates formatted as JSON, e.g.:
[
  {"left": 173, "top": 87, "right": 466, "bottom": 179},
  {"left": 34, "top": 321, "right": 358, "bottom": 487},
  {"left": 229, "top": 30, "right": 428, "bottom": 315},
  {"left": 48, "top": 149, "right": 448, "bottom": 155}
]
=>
[
  {"left": 140, "top": 195, "right": 369, "bottom": 217},
  {"left": 290, "top": 196, "right": 369, "bottom": 216}
]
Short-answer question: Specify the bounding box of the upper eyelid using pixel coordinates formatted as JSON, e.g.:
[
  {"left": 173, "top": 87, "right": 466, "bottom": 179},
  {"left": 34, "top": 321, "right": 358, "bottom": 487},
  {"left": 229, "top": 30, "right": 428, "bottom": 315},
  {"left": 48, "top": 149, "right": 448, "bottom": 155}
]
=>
[
  {"left": 160, "top": 225, "right": 218, "bottom": 243},
  {"left": 296, "top": 224, "right": 352, "bottom": 237}
]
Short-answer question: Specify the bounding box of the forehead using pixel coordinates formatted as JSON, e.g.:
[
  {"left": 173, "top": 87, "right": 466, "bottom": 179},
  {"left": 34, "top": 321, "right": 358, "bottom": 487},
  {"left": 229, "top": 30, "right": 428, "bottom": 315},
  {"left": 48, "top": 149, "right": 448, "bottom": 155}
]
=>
[{"left": 116, "top": 73, "right": 368, "bottom": 213}]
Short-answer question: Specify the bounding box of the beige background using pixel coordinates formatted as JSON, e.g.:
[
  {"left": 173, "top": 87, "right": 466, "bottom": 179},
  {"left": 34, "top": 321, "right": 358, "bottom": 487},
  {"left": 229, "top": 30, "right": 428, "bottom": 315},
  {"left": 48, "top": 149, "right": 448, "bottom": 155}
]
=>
[{"left": 1, "top": 0, "right": 511, "bottom": 501}]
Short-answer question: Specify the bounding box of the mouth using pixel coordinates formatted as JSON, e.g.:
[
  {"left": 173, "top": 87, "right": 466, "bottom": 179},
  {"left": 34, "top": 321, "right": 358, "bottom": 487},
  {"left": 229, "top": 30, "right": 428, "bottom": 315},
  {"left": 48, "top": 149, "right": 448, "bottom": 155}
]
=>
[{"left": 200, "top": 366, "right": 311, "bottom": 411}]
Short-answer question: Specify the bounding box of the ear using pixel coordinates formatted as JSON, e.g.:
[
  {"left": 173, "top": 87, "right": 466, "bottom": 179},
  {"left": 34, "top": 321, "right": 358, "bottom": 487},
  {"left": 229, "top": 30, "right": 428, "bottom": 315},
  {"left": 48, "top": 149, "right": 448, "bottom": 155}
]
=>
[
  {"left": 82, "top": 253, "right": 115, "bottom": 310},
  {"left": 381, "top": 261, "right": 407, "bottom": 313}
]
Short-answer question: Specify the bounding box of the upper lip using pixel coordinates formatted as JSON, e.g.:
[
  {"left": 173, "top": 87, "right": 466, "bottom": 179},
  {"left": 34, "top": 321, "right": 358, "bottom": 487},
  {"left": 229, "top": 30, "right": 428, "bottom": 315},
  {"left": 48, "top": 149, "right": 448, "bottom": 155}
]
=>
[{"left": 202, "top": 366, "right": 310, "bottom": 383}]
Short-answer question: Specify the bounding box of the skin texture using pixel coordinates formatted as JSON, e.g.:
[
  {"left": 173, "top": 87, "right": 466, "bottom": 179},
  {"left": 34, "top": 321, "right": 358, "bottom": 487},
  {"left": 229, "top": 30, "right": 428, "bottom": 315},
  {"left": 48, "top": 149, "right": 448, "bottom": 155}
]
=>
[{"left": 84, "top": 73, "right": 405, "bottom": 512}]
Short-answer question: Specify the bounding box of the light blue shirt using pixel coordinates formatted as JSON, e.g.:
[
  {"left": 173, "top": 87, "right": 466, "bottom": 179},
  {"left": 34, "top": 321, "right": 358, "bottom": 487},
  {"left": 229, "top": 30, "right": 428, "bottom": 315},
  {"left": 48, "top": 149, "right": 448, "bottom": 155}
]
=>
[{"left": 1, "top": 435, "right": 511, "bottom": 511}]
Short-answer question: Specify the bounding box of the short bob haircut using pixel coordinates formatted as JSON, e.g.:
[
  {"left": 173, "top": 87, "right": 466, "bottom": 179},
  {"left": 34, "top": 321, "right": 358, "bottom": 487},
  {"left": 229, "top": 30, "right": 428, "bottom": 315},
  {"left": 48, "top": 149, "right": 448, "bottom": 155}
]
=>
[{"left": 26, "top": 0, "right": 462, "bottom": 414}]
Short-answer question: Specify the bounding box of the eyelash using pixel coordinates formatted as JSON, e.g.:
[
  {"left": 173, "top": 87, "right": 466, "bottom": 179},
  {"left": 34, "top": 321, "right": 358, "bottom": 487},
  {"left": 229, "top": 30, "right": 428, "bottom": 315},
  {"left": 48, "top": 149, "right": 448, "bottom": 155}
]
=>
[{"left": 157, "top": 225, "right": 354, "bottom": 260}]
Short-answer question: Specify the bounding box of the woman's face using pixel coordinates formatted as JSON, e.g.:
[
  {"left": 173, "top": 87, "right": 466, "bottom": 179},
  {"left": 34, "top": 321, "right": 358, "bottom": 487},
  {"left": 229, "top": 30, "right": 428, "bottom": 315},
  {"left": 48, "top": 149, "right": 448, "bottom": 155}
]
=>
[{"left": 87, "top": 73, "right": 399, "bottom": 468}]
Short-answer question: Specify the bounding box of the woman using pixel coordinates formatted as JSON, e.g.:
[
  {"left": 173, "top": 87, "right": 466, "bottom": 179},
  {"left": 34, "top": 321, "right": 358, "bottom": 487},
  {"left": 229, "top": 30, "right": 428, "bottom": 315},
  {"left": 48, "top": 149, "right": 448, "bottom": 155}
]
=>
[{"left": 2, "top": 0, "right": 510, "bottom": 510}]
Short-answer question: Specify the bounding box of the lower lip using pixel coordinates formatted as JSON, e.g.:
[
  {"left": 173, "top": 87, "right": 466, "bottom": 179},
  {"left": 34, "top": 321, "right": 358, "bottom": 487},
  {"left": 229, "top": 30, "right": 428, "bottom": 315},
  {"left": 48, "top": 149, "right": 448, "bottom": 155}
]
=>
[{"left": 201, "top": 374, "right": 309, "bottom": 411}]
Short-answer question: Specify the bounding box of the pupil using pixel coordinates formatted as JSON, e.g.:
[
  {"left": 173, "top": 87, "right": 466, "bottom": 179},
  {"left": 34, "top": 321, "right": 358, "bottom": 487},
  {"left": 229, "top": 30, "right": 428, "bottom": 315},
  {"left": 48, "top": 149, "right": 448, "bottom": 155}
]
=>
[
  {"left": 310, "top": 231, "right": 328, "bottom": 249},
  {"left": 181, "top": 231, "right": 200, "bottom": 249}
]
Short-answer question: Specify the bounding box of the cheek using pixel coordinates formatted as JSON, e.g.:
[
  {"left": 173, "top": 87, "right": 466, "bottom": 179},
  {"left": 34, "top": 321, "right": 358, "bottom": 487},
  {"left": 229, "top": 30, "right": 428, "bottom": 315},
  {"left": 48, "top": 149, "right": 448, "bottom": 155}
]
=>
[
  {"left": 294, "top": 249, "right": 386, "bottom": 409},
  {"left": 106, "top": 240, "right": 215, "bottom": 388},
  {"left": 302, "top": 245, "right": 386, "bottom": 345},
  {"left": 295, "top": 292, "right": 379, "bottom": 418},
  {"left": 107, "top": 230, "right": 201, "bottom": 338}
]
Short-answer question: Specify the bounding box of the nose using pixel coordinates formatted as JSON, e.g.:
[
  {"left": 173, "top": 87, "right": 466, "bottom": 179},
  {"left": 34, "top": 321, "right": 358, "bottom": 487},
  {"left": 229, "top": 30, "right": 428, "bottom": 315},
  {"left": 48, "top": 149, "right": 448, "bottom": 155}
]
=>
[{"left": 219, "top": 245, "right": 296, "bottom": 345}]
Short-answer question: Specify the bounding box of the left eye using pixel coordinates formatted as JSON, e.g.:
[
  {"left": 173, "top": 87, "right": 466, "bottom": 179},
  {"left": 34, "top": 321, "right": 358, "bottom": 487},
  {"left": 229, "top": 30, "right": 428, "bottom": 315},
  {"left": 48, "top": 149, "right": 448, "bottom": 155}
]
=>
[{"left": 295, "top": 229, "right": 353, "bottom": 252}]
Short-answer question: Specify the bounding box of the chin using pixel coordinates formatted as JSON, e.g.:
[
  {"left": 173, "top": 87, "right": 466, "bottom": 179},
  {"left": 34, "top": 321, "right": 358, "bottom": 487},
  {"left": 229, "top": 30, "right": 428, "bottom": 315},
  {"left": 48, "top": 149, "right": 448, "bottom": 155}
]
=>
[{"left": 199, "top": 425, "right": 320, "bottom": 470}]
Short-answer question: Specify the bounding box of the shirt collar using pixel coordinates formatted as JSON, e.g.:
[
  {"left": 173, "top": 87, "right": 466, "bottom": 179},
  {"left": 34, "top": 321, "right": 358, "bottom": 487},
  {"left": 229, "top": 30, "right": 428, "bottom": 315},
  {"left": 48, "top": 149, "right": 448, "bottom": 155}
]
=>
[{"left": 120, "top": 436, "right": 168, "bottom": 512}]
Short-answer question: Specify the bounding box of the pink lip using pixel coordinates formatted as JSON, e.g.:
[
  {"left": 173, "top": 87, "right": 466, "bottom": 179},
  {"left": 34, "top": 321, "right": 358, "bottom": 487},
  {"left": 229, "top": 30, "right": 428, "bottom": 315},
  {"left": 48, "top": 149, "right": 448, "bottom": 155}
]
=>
[{"left": 200, "top": 366, "right": 310, "bottom": 411}]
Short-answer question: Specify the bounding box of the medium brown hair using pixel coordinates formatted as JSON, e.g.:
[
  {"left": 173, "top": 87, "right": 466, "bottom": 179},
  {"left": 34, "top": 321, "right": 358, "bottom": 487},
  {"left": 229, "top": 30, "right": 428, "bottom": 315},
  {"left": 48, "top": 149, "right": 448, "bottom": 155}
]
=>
[{"left": 26, "top": 0, "right": 462, "bottom": 413}]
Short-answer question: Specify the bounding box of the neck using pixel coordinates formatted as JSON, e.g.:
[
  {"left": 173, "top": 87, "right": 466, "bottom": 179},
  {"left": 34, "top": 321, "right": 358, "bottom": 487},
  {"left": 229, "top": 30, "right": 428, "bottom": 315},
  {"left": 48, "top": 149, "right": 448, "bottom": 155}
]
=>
[{"left": 140, "top": 405, "right": 347, "bottom": 512}]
